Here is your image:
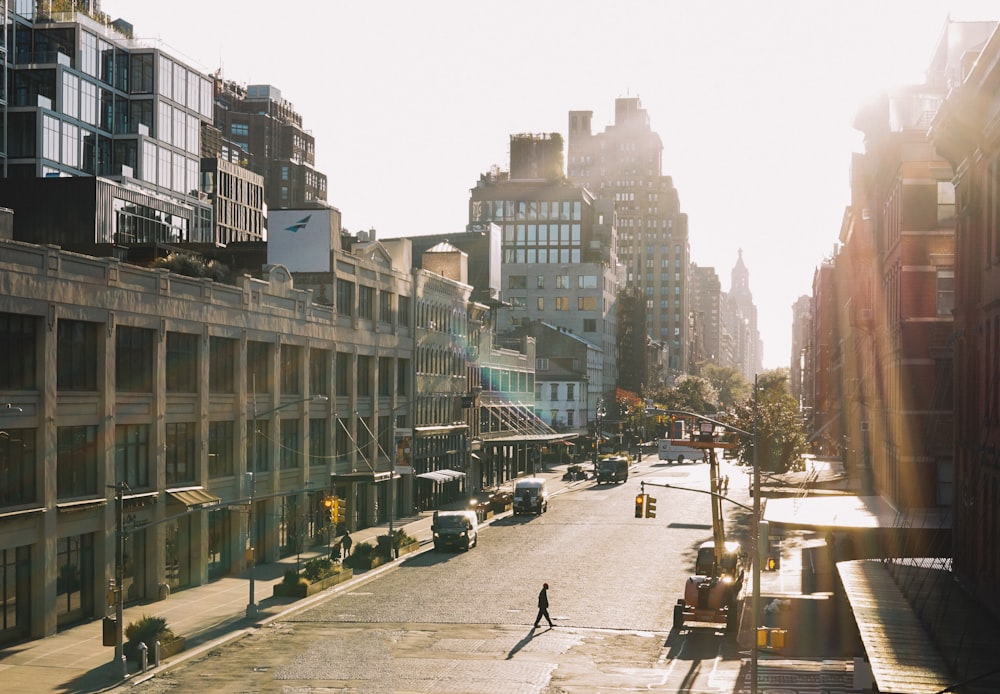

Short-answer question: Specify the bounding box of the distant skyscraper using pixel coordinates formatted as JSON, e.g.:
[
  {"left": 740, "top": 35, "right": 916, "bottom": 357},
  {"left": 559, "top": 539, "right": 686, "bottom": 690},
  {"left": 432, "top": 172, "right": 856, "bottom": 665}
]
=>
[
  {"left": 723, "top": 250, "right": 762, "bottom": 381},
  {"left": 568, "top": 97, "right": 690, "bottom": 377},
  {"left": 690, "top": 265, "right": 723, "bottom": 370}
]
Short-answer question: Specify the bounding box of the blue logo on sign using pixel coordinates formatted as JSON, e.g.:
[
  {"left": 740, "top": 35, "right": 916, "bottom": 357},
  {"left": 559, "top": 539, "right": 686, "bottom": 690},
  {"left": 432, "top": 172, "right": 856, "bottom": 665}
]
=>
[{"left": 285, "top": 215, "right": 311, "bottom": 233}]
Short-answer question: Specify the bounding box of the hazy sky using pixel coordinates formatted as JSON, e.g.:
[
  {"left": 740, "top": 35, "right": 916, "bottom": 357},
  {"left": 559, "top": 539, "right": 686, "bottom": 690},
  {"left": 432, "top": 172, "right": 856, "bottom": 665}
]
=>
[{"left": 108, "top": 1, "right": 998, "bottom": 369}]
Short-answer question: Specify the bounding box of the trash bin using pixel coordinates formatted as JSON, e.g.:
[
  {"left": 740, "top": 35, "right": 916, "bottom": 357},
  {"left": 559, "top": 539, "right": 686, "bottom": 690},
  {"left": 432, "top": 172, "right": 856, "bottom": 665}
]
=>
[{"left": 102, "top": 616, "right": 117, "bottom": 647}]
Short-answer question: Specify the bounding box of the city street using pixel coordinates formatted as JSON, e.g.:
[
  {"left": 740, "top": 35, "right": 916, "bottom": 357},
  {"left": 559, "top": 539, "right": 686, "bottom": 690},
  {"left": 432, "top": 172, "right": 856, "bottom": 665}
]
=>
[{"left": 125, "top": 456, "right": 760, "bottom": 692}]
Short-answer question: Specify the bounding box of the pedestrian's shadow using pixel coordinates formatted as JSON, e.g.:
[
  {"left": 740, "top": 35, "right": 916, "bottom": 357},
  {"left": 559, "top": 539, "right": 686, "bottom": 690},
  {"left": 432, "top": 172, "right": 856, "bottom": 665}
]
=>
[{"left": 506, "top": 626, "right": 549, "bottom": 659}]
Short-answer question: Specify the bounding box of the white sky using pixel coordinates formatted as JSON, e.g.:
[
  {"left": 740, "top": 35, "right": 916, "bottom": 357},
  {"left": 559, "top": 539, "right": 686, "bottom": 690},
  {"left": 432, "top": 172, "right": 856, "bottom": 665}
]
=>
[{"left": 108, "top": 0, "right": 998, "bottom": 369}]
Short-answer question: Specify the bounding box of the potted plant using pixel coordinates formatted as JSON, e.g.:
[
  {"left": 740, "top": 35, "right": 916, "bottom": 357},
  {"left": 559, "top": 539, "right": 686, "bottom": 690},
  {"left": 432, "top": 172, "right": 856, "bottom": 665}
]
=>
[
  {"left": 273, "top": 559, "right": 353, "bottom": 598},
  {"left": 124, "top": 614, "right": 185, "bottom": 662},
  {"left": 344, "top": 540, "right": 383, "bottom": 571}
]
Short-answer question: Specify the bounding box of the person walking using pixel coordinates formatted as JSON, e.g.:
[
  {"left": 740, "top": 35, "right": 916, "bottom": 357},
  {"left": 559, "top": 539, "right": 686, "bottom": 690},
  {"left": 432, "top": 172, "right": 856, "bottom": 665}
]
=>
[
  {"left": 342, "top": 530, "right": 353, "bottom": 558},
  {"left": 533, "top": 582, "right": 554, "bottom": 628}
]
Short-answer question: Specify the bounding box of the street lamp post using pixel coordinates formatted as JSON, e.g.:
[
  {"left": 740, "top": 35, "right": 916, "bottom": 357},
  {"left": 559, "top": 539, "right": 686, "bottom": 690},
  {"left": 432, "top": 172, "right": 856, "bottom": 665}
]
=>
[
  {"left": 592, "top": 398, "right": 606, "bottom": 475},
  {"left": 247, "top": 394, "right": 328, "bottom": 620}
]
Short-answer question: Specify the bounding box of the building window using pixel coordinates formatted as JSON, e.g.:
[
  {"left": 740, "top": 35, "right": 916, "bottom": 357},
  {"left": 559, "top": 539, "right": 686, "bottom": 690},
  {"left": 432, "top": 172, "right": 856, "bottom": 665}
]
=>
[
  {"left": 166, "top": 332, "right": 198, "bottom": 393},
  {"left": 938, "top": 181, "right": 956, "bottom": 226},
  {"left": 335, "top": 417, "right": 350, "bottom": 464},
  {"left": 280, "top": 419, "right": 300, "bottom": 470},
  {"left": 379, "top": 357, "right": 393, "bottom": 396},
  {"left": 208, "top": 421, "right": 234, "bottom": 478},
  {"left": 57, "top": 320, "right": 98, "bottom": 391},
  {"left": 309, "top": 418, "right": 328, "bottom": 467},
  {"left": 509, "top": 275, "right": 527, "bottom": 289},
  {"left": 379, "top": 291, "right": 394, "bottom": 323},
  {"left": 583, "top": 318, "right": 597, "bottom": 332},
  {"left": 536, "top": 276, "right": 545, "bottom": 289},
  {"left": 57, "top": 426, "right": 97, "bottom": 498},
  {"left": 116, "top": 326, "right": 154, "bottom": 393},
  {"left": 578, "top": 297, "right": 597, "bottom": 311},
  {"left": 336, "top": 352, "right": 351, "bottom": 397},
  {"left": 555, "top": 297, "right": 569, "bottom": 311},
  {"left": 397, "top": 358, "right": 410, "bottom": 396},
  {"left": 165, "top": 422, "right": 196, "bottom": 485},
  {"left": 280, "top": 344, "right": 302, "bottom": 396},
  {"left": 556, "top": 275, "right": 569, "bottom": 288},
  {"left": 0, "top": 428, "right": 36, "bottom": 507},
  {"left": 398, "top": 295, "right": 411, "bottom": 326},
  {"left": 0, "top": 312, "right": 37, "bottom": 390},
  {"left": 537, "top": 297, "right": 544, "bottom": 310},
  {"left": 209, "top": 337, "right": 236, "bottom": 394},
  {"left": 550, "top": 383, "right": 559, "bottom": 400},
  {"left": 336, "top": 279, "right": 355, "bottom": 316},
  {"left": 247, "top": 420, "right": 271, "bottom": 472},
  {"left": 357, "top": 356, "right": 373, "bottom": 397},
  {"left": 566, "top": 384, "right": 575, "bottom": 401},
  {"left": 567, "top": 410, "right": 575, "bottom": 427},
  {"left": 115, "top": 423, "right": 151, "bottom": 489},
  {"left": 247, "top": 341, "right": 271, "bottom": 394},
  {"left": 309, "top": 348, "right": 330, "bottom": 396},
  {"left": 937, "top": 269, "right": 955, "bottom": 316},
  {"left": 358, "top": 285, "right": 375, "bottom": 320},
  {"left": 56, "top": 534, "right": 94, "bottom": 624}
]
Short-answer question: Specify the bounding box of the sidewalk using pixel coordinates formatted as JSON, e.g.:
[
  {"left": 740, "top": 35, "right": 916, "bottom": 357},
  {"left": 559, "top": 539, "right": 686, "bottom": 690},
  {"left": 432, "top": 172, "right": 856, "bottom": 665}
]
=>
[{"left": 0, "top": 465, "right": 570, "bottom": 694}]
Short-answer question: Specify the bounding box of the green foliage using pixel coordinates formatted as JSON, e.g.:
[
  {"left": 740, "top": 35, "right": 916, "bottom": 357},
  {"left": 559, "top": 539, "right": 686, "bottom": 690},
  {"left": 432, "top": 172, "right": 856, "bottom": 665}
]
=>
[
  {"left": 149, "top": 252, "right": 232, "bottom": 283},
  {"left": 388, "top": 529, "right": 417, "bottom": 550},
  {"left": 301, "top": 557, "right": 340, "bottom": 582},
  {"left": 723, "top": 369, "right": 807, "bottom": 473},
  {"left": 351, "top": 540, "right": 375, "bottom": 557},
  {"left": 282, "top": 569, "right": 303, "bottom": 585},
  {"left": 701, "top": 365, "right": 751, "bottom": 409},
  {"left": 124, "top": 614, "right": 175, "bottom": 659},
  {"left": 650, "top": 375, "right": 719, "bottom": 414}
]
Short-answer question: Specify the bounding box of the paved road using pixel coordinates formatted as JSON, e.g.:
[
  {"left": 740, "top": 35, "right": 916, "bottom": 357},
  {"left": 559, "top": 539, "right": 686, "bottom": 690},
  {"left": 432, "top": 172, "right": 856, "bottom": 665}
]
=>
[{"left": 124, "top": 457, "right": 852, "bottom": 692}]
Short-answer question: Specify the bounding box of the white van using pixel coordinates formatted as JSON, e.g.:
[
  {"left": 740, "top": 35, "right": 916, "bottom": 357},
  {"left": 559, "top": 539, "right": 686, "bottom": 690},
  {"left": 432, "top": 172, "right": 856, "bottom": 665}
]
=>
[
  {"left": 512, "top": 477, "right": 549, "bottom": 515},
  {"left": 658, "top": 439, "right": 706, "bottom": 463}
]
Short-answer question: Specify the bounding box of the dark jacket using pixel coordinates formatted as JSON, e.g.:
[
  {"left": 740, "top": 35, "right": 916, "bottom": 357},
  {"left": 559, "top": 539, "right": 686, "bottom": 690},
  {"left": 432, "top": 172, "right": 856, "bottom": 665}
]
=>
[{"left": 538, "top": 587, "right": 549, "bottom": 609}]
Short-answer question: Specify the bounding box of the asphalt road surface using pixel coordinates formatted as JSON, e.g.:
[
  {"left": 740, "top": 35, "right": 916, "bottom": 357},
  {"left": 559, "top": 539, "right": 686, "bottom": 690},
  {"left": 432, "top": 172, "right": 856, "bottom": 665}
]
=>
[{"left": 127, "top": 457, "right": 770, "bottom": 693}]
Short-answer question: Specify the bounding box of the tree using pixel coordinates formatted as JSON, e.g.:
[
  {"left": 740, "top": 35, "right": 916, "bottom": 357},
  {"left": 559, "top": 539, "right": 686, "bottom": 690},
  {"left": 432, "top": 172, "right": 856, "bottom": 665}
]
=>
[
  {"left": 663, "top": 375, "right": 719, "bottom": 414},
  {"left": 724, "top": 369, "right": 807, "bottom": 473},
  {"left": 701, "top": 364, "right": 751, "bottom": 410}
]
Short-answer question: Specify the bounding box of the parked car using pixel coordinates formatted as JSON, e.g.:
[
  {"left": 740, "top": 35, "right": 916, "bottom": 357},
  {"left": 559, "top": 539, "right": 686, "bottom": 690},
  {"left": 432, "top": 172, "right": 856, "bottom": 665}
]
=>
[{"left": 432, "top": 510, "right": 478, "bottom": 551}]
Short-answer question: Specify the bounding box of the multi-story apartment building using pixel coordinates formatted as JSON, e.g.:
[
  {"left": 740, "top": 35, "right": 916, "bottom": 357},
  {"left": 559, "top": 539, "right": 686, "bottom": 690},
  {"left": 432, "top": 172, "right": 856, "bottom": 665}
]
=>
[
  {"left": 931, "top": 20, "right": 1000, "bottom": 621},
  {"left": 0, "top": 6, "right": 274, "bottom": 256},
  {"left": 568, "top": 97, "right": 690, "bottom": 377},
  {"left": 690, "top": 265, "right": 723, "bottom": 371},
  {"left": 469, "top": 134, "right": 620, "bottom": 400},
  {"left": 213, "top": 80, "right": 327, "bottom": 210}
]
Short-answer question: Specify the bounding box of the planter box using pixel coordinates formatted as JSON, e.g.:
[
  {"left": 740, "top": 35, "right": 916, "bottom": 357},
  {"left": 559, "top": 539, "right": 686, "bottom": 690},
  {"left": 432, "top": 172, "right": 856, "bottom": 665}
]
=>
[
  {"left": 347, "top": 554, "right": 386, "bottom": 571},
  {"left": 127, "top": 635, "right": 185, "bottom": 663},
  {"left": 272, "top": 568, "right": 354, "bottom": 598},
  {"left": 160, "top": 636, "right": 186, "bottom": 659},
  {"left": 396, "top": 541, "right": 420, "bottom": 558}
]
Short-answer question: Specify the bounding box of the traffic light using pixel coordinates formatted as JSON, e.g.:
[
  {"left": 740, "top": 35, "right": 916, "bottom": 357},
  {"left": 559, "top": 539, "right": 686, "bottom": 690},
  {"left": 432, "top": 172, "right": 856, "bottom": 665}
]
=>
[
  {"left": 645, "top": 496, "right": 657, "bottom": 518},
  {"left": 635, "top": 493, "right": 646, "bottom": 518},
  {"left": 332, "top": 497, "right": 341, "bottom": 524},
  {"left": 323, "top": 496, "right": 335, "bottom": 522}
]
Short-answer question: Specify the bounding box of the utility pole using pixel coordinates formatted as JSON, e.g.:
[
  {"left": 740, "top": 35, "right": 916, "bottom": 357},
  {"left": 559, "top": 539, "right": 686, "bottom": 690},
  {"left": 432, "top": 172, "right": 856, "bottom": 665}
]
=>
[{"left": 113, "top": 481, "right": 127, "bottom": 679}]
